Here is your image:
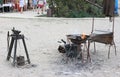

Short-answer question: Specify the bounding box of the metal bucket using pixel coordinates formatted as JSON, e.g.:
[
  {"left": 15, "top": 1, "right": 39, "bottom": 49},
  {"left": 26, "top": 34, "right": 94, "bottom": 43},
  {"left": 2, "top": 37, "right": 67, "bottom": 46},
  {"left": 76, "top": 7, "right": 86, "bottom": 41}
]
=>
[{"left": 17, "top": 56, "right": 25, "bottom": 66}]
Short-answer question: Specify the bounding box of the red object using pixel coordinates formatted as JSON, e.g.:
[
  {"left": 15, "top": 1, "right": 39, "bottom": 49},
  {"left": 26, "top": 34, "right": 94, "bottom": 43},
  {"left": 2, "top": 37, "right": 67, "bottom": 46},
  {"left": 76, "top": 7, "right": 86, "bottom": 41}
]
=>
[
  {"left": 38, "top": 4, "right": 44, "bottom": 8},
  {"left": 15, "top": 3, "right": 21, "bottom": 11}
]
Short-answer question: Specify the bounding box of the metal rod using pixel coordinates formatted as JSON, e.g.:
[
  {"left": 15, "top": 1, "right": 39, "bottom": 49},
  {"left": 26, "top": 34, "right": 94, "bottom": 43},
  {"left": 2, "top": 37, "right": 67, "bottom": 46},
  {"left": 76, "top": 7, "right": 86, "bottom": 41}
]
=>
[
  {"left": 7, "top": 37, "right": 14, "bottom": 61},
  {"left": 13, "top": 38, "right": 18, "bottom": 66},
  {"left": 87, "top": 40, "right": 91, "bottom": 62},
  {"left": 108, "top": 45, "right": 111, "bottom": 59},
  {"left": 22, "top": 37, "right": 31, "bottom": 64},
  {"left": 94, "top": 42, "right": 96, "bottom": 53},
  {"left": 112, "top": 16, "right": 115, "bottom": 34},
  {"left": 85, "top": 0, "right": 103, "bottom": 9},
  {"left": 7, "top": 31, "right": 9, "bottom": 52},
  {"left": 91, "top": 16, "right": 94, "bottom": 33}
]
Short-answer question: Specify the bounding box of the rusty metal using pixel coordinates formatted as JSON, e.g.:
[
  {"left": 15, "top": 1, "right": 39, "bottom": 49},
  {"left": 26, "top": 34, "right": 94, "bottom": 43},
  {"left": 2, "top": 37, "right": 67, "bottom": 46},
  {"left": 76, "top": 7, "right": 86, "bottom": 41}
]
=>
[
  {"left": 6, "top": 28, "right": 30, "bottom": 66},
  {"left": 89, "top": 14, "right": 116, "bottom": 58},
  {"left": 58, "top": 34, "right": 91, "bottom": 62},
  {"left": 90, "top": 31, "right": 113, "bottom": 44},
  {"left": 58, "top": 39, "right": 79, "bottom": 58},
  {"left": 66, "top": 34, "right": 89, "bottom": 44},
  {"left": 86, "top": 0, "right": 117, "bottom": 58},
  {"left": 67, "top": 34, "right": 91, "bottom": 62},
  {"left": 17, "top": 56, "right": 25, "bottom": 66}
]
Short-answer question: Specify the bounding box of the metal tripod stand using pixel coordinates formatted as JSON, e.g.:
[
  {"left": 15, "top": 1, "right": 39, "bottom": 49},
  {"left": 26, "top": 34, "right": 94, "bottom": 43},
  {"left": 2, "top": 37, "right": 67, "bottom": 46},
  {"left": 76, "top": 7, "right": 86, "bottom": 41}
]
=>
[{"left": 6, "top": 28, "right": 30, "bottom": 66}]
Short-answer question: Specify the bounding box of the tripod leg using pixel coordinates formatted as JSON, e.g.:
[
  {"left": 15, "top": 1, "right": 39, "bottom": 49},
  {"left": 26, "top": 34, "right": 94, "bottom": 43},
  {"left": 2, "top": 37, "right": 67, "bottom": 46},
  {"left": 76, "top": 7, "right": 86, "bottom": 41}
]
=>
[
  {"left": 7, "top": 37, "right": 14, "bottom": 61},
  {"left": 22, "top": 38, "right": 30, "bottom": 64},
  {"left": 7, "top": 31, "right": 10, "bottom": 52},
  {"left": 13, "top": 38, "right": 18, "bottom": 66}
]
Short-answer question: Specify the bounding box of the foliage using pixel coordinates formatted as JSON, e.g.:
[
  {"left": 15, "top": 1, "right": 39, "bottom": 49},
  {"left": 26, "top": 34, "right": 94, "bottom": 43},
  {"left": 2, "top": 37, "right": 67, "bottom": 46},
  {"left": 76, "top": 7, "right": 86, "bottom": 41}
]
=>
[
  {"left": 0, "top": 0, "right": 3, "bottom": 4},
  {"left": 47, "top": 0, "right": 104, "bottom": 17}
]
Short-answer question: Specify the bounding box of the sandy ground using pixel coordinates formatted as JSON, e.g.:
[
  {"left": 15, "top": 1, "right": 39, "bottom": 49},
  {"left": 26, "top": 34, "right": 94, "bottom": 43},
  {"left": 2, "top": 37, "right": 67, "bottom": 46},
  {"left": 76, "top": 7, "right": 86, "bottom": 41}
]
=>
[
  {"left": 0, "top": 2, "right": 120, "bottom": 77},
  {"left": 0, "top": 15, "right": 120, "bottom": 77}
]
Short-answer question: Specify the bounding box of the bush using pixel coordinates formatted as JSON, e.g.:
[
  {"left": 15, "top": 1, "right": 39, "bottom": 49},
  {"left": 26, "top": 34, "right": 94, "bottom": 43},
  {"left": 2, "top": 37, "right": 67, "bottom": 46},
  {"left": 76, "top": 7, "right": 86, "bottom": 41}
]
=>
[{"left": 47, "top": 0, "right": 104, "bottom": 17}]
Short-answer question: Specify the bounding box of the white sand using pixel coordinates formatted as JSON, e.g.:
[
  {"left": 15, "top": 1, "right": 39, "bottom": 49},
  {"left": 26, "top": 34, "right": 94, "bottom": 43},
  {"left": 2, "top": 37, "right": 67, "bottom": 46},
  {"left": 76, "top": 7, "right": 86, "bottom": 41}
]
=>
[{"left": 0, "top": 17, "right": 120, "bottom": 77}]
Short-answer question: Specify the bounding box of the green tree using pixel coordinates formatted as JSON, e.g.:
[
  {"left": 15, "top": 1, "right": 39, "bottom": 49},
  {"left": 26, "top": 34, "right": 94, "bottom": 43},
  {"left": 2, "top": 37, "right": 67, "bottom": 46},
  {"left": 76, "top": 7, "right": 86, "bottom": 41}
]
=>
[
  {"left": 48, "top": 0, "right": 103, "bottom": 17},
  {"left": 0, "top": 0, "right": 3, "bottom": 4}
]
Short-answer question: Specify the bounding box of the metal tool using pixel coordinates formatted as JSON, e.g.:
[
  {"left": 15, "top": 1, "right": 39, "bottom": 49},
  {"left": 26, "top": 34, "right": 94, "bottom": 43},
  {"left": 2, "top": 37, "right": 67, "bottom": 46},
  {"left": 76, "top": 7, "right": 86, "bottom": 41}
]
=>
[{"left": 6, "top": 27, "right": 30, "bottom": 66}]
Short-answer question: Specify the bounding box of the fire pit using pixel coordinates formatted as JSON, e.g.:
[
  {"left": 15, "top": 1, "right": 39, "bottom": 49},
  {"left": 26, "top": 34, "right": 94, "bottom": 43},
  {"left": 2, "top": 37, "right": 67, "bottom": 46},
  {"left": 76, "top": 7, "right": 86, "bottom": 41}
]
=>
[
  {"left": 66, "top": 34, "right": 90, "bottom": 45},
  {"left": 58, "top": 34, "right": 91, "bottom": 62},
  {"left": 66, "top": 34, "right": 91, "bottom": 62}
]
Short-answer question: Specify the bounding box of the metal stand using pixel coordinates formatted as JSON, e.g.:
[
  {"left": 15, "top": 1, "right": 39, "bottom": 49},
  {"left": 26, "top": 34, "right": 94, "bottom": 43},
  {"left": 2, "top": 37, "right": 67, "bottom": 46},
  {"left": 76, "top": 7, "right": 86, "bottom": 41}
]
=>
[
  {"left": 66, "top": 34, "right": 91, "bottom": 62},
  {"left": 88, "top": 15, "right": 117, "bottom": 59},
  {"left": 6, "top": 28, "right": 30, "bottom": 66},
  {"left": 86, "top": 0, "right": 117, "bottom": 59}
]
